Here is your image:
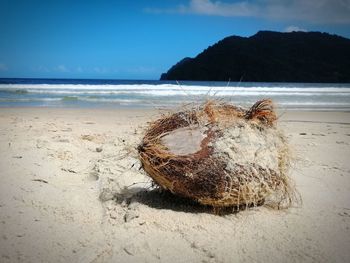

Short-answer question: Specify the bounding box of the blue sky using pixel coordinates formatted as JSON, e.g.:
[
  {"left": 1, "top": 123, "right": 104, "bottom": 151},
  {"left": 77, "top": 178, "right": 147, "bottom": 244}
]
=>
[{"left": 0, "top": 0, "right": 349, "bottom": 80}]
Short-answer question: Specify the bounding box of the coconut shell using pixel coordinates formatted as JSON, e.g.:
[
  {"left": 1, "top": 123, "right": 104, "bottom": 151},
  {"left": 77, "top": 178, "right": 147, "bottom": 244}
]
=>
[{"left": 138, "top": 99, "right": 296, "bottom": 209}]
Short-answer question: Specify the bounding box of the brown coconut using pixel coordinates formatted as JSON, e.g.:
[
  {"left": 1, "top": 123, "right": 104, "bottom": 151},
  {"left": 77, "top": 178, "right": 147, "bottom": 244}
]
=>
[{"left": 138, "top": 99, "right": 296, "bottom": 210}]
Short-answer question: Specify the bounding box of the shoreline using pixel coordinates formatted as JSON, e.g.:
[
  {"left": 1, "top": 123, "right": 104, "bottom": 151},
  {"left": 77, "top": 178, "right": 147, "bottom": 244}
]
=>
[
  {"left": 1, "top": 105, "right": 350, "bottom": 111},
  {"left": 0, "top": 107, "right": 349, "bottom": 262},
  {"left": 1, "top": 107, "right": 350, "bottom": 124}
]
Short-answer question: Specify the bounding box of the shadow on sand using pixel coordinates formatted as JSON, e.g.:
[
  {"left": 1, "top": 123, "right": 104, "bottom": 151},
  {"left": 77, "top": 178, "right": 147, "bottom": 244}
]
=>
[{"left": 118, "top": 187, "right": 261, "bottom": 215}]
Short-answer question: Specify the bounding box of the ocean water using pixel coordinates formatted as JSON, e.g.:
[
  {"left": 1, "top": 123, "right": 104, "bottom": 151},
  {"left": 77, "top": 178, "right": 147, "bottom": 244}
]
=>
[{"left": 1, "top": 78, "right": 350, "bottom": 111}]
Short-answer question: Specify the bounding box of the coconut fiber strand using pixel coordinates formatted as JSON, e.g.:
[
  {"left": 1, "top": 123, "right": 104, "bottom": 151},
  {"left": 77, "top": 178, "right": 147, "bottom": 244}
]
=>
[{"left": 138, "top": 99, "right": 297, "bottom": 210}]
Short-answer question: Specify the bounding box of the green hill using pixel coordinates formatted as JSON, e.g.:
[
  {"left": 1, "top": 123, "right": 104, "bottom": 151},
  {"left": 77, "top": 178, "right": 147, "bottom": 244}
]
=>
[{"left": 160, "top": 31, "right": 350, "bottom": 83}]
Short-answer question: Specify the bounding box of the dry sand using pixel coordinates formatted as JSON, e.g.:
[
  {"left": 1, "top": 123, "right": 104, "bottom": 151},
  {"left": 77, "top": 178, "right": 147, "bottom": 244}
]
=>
[{"left": 0, "top": 107, "right": 349, "bottom": 263}]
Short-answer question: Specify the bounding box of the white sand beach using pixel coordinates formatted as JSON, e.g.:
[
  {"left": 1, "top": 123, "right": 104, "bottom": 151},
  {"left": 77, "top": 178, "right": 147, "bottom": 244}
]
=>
[{"left": 0, "top": 108, "right": 350, "bottom": 262}]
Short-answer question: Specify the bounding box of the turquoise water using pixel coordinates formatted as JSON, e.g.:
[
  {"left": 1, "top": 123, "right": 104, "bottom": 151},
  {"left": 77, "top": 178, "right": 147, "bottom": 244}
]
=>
[{"left": 1, "top": 78, "right": 350, "bottom": 110}]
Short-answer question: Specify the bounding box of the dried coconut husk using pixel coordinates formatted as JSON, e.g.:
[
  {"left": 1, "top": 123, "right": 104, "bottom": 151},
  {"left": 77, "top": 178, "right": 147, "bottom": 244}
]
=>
[{"left": 138, "top": 99, "right": 297, "bottom": 211}]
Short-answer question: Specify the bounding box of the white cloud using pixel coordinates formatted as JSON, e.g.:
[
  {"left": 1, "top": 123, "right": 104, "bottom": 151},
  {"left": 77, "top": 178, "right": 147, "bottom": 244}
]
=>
[
  {"left": 56, "top": 65, "right": 69, "bottom": 72},
  {"left": 145, "top": 0, "right": 350, "bottom": 24},
  {"left": 284, "top": 25, "right": 307, "bottom": 32},
  {"left": 127, "top": 66, "right": 156, "bottom": 74},
  {"left": 93, "top": 67, "right": 109, "bottom": 74},
  {"left": 184, "top": 0, "right": 258, "bottom": 17},
  {"left": 32, "top": 65, "right": 50, "bottom": 72},
  {"left": 0, "top": 63, "right": 8, "bottom": 71}
]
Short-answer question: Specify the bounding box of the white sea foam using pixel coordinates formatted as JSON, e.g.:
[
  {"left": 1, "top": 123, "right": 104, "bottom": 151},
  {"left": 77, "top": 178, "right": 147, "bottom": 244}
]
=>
[
  {"left": 1, "top": 83, "right": 350, "bottom": 92},
  {"left": 1, "top": 83, "right": 350, "bottom": 110},
  {"left": 0, "top": 98, "right": 62, "bottom": 102}
]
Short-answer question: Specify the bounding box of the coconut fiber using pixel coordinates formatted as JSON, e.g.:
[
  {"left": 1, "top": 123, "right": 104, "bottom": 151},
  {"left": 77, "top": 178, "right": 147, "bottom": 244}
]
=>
[{"left": 138, "top": 99, "right": 297, "bottom": 211}]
